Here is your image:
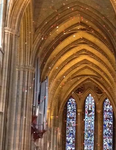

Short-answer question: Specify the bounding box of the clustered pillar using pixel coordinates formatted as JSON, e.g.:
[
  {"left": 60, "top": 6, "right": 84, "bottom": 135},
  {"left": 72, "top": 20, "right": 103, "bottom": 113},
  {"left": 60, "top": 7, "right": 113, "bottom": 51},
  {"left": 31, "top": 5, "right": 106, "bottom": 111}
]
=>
[{"left": 1, "top": 33, "right": 35, "bottom": 150}]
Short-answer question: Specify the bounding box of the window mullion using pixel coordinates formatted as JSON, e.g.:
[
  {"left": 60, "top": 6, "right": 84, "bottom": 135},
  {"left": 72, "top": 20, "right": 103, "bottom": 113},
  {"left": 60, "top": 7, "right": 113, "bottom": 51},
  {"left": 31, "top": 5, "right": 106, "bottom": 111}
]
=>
[
  {"left": 76, "top": 109, "right": 83, "bottom": 150},
  {"left": 96, "top": 109, "right": 103, "bottom": 150}
]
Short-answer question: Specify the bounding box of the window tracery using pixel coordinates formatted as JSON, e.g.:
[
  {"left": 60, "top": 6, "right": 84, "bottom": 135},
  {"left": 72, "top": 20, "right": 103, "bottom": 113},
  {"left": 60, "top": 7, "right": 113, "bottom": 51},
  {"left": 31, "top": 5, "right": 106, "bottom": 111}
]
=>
[{"left": 65, "top": 94, "right": 114, "bottom": 150}]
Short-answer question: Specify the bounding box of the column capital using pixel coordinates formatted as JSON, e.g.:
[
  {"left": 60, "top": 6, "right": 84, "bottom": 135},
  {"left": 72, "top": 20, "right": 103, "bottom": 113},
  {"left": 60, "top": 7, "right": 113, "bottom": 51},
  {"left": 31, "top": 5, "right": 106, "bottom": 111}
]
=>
[
  {"left": 77, "top": 108, "right": 82, "bottom": 113},
  {"left": 16, "top": 65, "right": 35, "bottom": 72},
  {"left": 4, "top": 27, "right": 19, "bottom": 36}
]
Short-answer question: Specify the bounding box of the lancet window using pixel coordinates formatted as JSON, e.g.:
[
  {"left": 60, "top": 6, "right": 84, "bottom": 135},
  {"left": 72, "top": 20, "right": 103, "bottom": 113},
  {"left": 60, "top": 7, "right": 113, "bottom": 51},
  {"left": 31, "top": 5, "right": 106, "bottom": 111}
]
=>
[
  {"left": 66, "top": 98, "right": 76, "bottom": 150},
  {"left": 65, "top": 94, "right": 114, "bottom": 150},
  {"left": 103, "top": 99, "right": 113, "bottom": 150},
  {"left": 84, "top": 94, "right": 95, "bottom": 150}
]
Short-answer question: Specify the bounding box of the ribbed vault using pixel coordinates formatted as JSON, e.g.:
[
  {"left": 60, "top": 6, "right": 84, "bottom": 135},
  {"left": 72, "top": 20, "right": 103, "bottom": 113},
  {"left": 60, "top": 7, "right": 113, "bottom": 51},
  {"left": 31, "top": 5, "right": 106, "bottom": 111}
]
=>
[
  {"left": 2, "top": 0, "right": 116, "bottom": 150},
  {"left": 32, "top": 2, "right": 116, "bottom": 118}
]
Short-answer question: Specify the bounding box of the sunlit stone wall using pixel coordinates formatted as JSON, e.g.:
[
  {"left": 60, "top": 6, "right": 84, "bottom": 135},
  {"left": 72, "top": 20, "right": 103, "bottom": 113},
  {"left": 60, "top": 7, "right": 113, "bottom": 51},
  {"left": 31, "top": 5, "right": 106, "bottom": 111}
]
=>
[{"left": 0, "top": 0, "right": 3, "bottom": 48}]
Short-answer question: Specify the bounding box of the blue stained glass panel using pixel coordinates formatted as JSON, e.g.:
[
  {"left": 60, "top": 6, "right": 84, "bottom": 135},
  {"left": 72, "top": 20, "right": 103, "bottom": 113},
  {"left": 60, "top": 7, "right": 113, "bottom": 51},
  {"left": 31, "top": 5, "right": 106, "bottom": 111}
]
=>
[
  {"left": 103, "top": 99, "right": 113, "bottom": 150},
  {"left": 66, "top": 98, "right": 76, "bottom": 150},
  {"left": 84, "top": 94, "right": 95, "bottom": 150}
]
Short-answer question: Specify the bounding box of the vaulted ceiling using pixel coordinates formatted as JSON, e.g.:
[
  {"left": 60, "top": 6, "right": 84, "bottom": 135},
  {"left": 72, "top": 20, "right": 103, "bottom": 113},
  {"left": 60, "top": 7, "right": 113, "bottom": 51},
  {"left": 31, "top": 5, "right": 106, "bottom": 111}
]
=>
[
  {"left": 33, "top": 0, "right": 116, "bottom": 30},
  {"left": 17, "top": 0, "right": 116, "bottom": 115},
  {"left": 30, "top": 1, "right": 116, "bottom": 114}
]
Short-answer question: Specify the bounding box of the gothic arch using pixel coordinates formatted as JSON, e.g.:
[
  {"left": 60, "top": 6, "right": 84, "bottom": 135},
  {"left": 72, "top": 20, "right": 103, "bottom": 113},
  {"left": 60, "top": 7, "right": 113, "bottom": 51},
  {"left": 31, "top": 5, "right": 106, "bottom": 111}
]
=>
[
  {"left": 6, "top": 0, "right": 30, "bottom": 32},
  {"left": 58, "top": 88, "right": 98, "bottom": 119},
  {"left": 29, "top": 3, "right": 116, "bottom": 124},
  {"left": 1, "top": 0, "right": 116, "bottom": 150},
  {"left": 1, "top": 1, "right": 33, "bottom": 150},
  {"left": 31, "top": 1, "right": 116, "bottom": 66},
  {"left": 78, "top": 88, "right": 98, "bottom": 109},
  {"left": 51, "top": 76, "right": 116, "bottom": 117}
]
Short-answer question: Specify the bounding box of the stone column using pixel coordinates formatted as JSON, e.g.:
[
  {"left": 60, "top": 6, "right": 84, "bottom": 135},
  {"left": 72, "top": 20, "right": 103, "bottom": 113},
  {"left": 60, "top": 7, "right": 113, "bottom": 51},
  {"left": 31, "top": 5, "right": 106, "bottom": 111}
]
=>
[
  {"left": 46, "top": 130, "right": 51, "bottom": 150},
  {"left": 77, "top": 109, "right": 83, "bottom": 150},
  {"left": 0, "top": 111, "right": 3, "bottom": 149},
  {"left": 96, "top": 109, "right": 103, "bottom": 150},
  {"left": 58, "top": 109, "right": 66, "bottom": 150},
  {"left": 4, "top": 64, "right": 34, "bottom": 150},
  {"left": 51, "top": 126, "right": 59, "bottom": 150},
  {"left": 53, "top": 126, "right": 58, "bottom": 150},
  {"left": 49, "top": 116, "right": 59, "bottom": 150},
  {"left": 0, "top": 28, "right": 19, "bottom": 150},
  {"left": 43, "top": 132, "right": 48, "bottom": 150},
  {"left": 50, "top": 127, "right": 54, "bottom": 150},
  {"left": 0, "top": 0, "right": 3, "bottom": 47}
]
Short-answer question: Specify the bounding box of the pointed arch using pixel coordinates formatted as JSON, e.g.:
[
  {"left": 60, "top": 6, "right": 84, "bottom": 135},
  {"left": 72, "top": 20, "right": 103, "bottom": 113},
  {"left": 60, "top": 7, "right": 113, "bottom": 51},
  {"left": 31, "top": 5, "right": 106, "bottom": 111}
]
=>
[
  {"left": 54, "top": 77, "right": 114, "bottom": 118},
  {"left": 31, "top": 1, "right": 116, "bottom": 66},
  {"left": 80, "top": 88, "right": 98, "bottom": 109},
  {"left": 6, "top": 0, "right": 30, "bottom": 32}
]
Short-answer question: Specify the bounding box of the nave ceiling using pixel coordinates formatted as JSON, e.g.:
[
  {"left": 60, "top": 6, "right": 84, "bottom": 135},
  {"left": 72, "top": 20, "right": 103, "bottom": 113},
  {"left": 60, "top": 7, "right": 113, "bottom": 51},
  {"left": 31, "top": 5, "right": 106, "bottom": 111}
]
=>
[
  {"left": 16, "top": 0, "right": 116, "bottom": 115},
  {"left": 1, "top": 0, "right": 116, "bottom": 150},
  {"left": 30, "top": 1, "right": 116, "bottom": 115},
  {"left": 4, "top": 0, "right": 116, "bottom": 115}
]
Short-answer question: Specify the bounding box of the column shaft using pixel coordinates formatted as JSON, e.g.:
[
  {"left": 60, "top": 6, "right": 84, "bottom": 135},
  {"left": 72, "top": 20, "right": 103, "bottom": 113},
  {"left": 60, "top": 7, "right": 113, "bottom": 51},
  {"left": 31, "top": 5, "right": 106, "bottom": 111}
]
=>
[
  {"left": 0, "top": 30, "right": 18, "bottom": 150},
  {"left": 77, "top": 109, "right": 83, "bottom": 150},
  {"left": 96, "top": 110, "right": 103, "bottom": 150},
  {"left": 4, "top": 66, "right": 34, "bottom": 150}
]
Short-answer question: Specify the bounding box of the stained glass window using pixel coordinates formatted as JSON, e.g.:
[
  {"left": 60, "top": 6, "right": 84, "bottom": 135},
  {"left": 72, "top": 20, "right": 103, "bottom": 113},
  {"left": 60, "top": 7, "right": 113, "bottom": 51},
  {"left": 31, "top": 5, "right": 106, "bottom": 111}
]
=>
[
  {"left": 84, "top": 94, "right": 95, "bottom": 150},
  {"left": 103, "top": 99, "right": 113, "bottom": 150},
  {"left": 66, "top": 98, "right": 76, "bottom": 150}
]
